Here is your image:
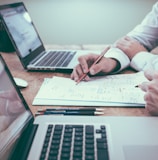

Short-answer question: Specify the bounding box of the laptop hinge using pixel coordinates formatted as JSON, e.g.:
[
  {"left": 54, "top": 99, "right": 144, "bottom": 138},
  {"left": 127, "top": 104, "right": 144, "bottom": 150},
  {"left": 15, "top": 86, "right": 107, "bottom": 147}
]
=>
[{"left": 9, "top": 122, "right": 38, "bottom": 160}]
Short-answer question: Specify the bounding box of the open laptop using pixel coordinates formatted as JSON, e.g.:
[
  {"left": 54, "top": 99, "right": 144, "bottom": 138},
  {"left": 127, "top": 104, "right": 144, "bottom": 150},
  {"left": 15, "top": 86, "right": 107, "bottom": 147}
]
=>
[
  {"left": 0, "top": 2, "right": 100, "bottom": 72},
  {"left": 1, "top": 55, "right": 158, "bottom": 160}
]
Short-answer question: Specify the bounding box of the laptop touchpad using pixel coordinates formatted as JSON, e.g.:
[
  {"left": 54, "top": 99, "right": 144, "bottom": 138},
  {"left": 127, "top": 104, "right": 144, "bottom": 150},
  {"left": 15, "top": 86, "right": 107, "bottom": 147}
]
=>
[{"left": 123, "top": 145, "right": 158, "bottom": 160}]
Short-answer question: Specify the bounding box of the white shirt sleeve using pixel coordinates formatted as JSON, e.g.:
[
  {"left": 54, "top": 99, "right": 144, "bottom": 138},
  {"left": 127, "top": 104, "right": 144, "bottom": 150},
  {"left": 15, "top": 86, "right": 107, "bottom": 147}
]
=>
[
  {"left": 105, "top": 48, "right": 130, "bottom": 73},
  {"left": 127, "top": 2, "right": 158, "bottom": 51},
  {"left": 130, "top": 51, "right": 158, "bottom": 71},
  {"left": 104, "top": 2, "right": 158, "bottom": 73}
]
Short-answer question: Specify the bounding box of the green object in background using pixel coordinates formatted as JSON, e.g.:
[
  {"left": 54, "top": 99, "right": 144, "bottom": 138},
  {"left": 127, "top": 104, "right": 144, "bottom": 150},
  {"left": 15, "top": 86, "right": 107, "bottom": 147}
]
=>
[{"left": 0, "top": 21, "right": 15, "bottom": 52}]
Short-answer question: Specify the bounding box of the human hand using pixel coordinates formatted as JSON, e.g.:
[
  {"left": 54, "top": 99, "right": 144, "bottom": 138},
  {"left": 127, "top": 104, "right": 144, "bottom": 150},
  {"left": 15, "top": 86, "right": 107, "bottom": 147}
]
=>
[
  {"left": 115, "top": 36, "right": 147, "bottom": 60},
  {"left": 71, "top": 53, "right": 119, "bottom": 82},
  {"left": 139, "top": 69, "right": 158, "bottom": 116},
  {"left": 0, "top": 90, "right": 24, "bottom": 115}
]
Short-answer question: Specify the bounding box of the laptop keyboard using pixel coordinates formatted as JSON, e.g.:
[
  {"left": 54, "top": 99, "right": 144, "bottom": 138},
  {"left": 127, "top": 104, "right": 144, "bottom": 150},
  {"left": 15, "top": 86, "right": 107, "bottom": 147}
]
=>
[
  {"left": 40, "top": 124, "right": 109, "bottom": 160},
  {"left": 35, "top": 51, "right": 76, "bottom": 67}
]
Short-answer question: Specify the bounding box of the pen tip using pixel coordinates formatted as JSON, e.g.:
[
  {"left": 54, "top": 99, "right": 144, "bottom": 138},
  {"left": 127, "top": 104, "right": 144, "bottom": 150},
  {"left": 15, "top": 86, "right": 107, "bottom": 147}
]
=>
[
  {"left": 95, "top": 111, "right": 104, "bottom": 115},
  {"left": 35, "top": 112, "right": 43, "bottom": 116},
  {"left": 96, "top": 108, "right": 104, "bottom": 111}
]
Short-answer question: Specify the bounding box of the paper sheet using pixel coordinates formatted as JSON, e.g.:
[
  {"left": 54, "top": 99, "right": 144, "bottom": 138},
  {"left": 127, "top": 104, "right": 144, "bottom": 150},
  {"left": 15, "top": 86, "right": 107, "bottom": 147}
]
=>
[{"left": 33, "top": 72, "right": 147, "bottom": 107}]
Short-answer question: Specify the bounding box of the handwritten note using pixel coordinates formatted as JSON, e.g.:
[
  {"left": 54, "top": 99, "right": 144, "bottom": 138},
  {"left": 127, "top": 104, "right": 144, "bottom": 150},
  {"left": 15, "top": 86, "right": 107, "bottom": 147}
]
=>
[{"left": 33, "top": 72, "right": 147, "bottom": 107}]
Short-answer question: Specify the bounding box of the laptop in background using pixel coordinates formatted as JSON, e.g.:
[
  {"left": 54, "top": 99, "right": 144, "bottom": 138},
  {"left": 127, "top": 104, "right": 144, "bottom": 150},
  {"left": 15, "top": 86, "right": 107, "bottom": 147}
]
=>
[
  {"left": 1, "top": 54, "right": 158, "bottom": 160},
  {"left": 0, "top": 2, "right": 99, "bottom": 72}
]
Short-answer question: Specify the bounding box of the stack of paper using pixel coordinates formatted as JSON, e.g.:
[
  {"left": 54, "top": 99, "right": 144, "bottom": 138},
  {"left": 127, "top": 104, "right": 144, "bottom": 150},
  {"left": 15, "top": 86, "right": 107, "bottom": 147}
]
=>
[{"left": 33, "top": 72, "right": 147, "bottom": 107}]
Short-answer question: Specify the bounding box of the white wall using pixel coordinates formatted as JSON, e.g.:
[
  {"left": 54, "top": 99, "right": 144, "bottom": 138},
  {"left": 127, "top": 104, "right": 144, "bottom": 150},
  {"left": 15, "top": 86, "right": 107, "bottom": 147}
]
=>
[{"left": 0, "top": 0, "right": 157, "bottom": 44}]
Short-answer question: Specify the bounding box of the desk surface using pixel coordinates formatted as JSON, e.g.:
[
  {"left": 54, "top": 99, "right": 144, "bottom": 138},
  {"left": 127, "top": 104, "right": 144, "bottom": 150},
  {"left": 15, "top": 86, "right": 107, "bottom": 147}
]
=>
[{"left": 1, "top": 45, "right": 151, "bottom": 117}]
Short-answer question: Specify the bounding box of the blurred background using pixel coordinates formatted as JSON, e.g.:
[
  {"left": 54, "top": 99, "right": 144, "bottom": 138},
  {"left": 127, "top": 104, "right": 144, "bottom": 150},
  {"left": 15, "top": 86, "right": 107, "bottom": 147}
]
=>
[{"left": 0, "top": 0, "right": 157, "bottom": 45}]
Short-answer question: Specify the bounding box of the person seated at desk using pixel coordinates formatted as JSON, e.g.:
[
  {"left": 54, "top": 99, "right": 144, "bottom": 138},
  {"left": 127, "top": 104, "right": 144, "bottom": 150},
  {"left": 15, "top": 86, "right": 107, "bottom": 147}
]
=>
[{"left": 71, "top": 2, "right": 158, "bottom": 116}]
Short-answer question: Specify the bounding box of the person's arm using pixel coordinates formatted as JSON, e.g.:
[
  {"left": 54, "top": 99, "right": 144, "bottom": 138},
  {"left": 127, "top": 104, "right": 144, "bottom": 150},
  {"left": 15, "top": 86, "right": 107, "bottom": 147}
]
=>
[
  {"left": 105, "top": 47, "right": 130, "bottom": 72},
  {"left": 71, "top": 47, "right": 130, "bottom": 82},
  {"left": 115, "top": 36, "right": 148, "bottom": 60},
  {"left": 115, "top": 2, "right": 158, "bottom": 71},
  {"left": 130, "top": 52, "right": 158, "bottom": 71},
  {"left": 127, "top": 2, "right": 158, "bottom": 51},
  {"left": 139, "top": 69, "right": 158, "bottom": 116},
  {"left": 0, "top": 90, "right": 24, "bottom": 116}
]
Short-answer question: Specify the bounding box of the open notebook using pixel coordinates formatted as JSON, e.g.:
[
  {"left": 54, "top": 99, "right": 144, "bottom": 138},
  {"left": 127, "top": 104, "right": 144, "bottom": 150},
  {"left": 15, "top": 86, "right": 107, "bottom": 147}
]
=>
[
  {"left": 0, "top": 54, "right": 158, "bottom": 160},
  {"left": 0, "top": 2, "right": 100, "bottom": 72},
  {"left": 33, "top": 72, "right": 147, "bottom": 107}
]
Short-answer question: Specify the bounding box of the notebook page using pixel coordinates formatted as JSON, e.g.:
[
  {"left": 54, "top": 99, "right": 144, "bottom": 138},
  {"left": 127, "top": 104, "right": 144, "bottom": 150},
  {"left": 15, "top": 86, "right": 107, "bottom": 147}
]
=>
[{"left": 33, "top": 72, "right": 147, "bottom": 106}]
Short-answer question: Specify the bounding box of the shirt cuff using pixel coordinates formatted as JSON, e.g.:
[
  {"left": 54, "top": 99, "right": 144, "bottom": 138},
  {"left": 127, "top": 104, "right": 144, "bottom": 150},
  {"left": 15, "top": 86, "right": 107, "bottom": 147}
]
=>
[
  {"left": 130, "top": 51, "right": 158, "bottom": 71},
  {"left": 105, "top": 48, "right": 130, "bottom": 73}
]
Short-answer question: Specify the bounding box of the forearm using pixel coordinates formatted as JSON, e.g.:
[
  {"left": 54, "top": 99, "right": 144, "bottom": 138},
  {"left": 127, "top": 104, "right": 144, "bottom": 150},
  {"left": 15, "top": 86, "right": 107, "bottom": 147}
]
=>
[{"left": 130, "top": 51, "right": 158, "bottom": 71}]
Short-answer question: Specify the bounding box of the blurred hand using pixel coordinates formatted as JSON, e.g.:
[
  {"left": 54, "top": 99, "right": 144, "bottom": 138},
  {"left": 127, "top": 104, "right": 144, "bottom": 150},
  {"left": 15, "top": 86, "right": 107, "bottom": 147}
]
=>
[
  {"left": 139, "top": 69, "right": 158, "bottom": 116},
  {"left": 71, "top": 52, "right": 119, "bottom": 82},
  {"left": 115, "top": 36, "right": 147, "bottom": 59},
  {"left": 0, "top": 90, "right": 24, "bottom": 115}
]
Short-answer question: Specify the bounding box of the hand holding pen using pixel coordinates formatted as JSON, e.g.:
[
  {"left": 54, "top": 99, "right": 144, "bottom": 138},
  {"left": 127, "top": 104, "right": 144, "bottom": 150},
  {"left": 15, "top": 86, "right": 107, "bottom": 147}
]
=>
[
  {"left": 137, "top": 69, "right": 158, "bottom": 116},
  {"left": 71, "top": 45, "right": 119, "bottom": 83},
  {"left": 76, "top": 46, "right": 110, "bottom": 84}
]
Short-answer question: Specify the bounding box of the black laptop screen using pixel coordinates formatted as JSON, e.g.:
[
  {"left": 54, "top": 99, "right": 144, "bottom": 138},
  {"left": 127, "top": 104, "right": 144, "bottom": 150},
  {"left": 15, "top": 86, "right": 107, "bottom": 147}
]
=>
[
  {"left": 0, "top": 4, "right": 42, "bottom": 58},
  {"left": 0, "top": 56, "right": 32, "bottom": 159}
]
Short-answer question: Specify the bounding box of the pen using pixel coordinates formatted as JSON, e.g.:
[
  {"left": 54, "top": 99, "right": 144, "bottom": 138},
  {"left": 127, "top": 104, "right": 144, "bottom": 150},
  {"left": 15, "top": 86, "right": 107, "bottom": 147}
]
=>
[
  {"left": 76, "top": 45, "right": 111, "bottom": 85},
  {"left": 37, "top": 108, "right": 104, "bottom": 112},
  {"left": 135, "top": 84, "right": 142, "bottom": 88},
  {"left": 35, "top": 111, "right": 104, "bottom": 116}
]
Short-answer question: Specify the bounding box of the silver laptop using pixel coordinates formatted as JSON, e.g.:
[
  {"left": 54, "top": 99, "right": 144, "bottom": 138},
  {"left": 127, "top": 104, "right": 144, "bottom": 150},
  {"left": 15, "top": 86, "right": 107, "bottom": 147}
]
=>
[
  {"left": 0, "top": 2, "right": 99, "bottom": 72},
  {"left": 0, "top": 54, "right": 158, "bottom": 160}
]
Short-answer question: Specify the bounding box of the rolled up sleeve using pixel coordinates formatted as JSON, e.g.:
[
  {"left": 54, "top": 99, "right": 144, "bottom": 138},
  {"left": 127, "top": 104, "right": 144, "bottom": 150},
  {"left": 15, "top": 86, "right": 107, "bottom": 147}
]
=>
[{"left": 127, "top": 2, "right": 158, "bottom": 51}]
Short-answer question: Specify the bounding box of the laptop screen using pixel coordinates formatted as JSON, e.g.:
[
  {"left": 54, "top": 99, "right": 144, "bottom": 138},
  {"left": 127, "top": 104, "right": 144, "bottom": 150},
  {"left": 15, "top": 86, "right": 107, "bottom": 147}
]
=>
[
  {"left": 0, "top": 3, "right": 42, "bottom": 58},
  {"left": 0, "top": 55, "right": 32, "bottom": 159}
]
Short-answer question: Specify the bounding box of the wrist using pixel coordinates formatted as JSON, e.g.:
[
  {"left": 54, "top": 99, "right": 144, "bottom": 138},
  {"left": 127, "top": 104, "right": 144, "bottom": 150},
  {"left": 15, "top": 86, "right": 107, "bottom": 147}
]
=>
[
  {"left": 107, "top": 58, "right": 121, "bottom": 73},
  {"left": 105, "top": 47, "right": 130, "bottom": 72}
]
